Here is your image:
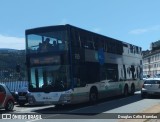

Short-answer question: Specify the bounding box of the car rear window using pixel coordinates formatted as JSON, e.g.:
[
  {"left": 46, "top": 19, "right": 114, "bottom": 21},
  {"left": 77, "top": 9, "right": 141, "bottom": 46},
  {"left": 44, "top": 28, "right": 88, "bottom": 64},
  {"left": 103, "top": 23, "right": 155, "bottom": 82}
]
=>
[{"left": 144, "top": 80, "right": 160, "bottom": 84}]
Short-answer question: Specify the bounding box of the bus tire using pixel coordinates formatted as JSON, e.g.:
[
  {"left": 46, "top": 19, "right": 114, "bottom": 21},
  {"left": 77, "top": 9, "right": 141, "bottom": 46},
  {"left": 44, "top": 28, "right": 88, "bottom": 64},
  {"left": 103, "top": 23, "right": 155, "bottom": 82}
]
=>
[
  {"left": 123, "top": 85, "right": 128, "bottom": 97},
  {"left": 130, "top": 84, "right": 135, "bottom": 95},
  {"left": 89, "top": 88, "right": 98, "bottom": 105}
]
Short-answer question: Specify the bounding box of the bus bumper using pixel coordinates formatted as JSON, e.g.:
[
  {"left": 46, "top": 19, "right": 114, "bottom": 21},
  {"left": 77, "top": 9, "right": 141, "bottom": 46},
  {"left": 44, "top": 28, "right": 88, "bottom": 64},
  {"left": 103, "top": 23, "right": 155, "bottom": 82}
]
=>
[{"left": 28, "top": 94, "right": 72, "bottom": 105}]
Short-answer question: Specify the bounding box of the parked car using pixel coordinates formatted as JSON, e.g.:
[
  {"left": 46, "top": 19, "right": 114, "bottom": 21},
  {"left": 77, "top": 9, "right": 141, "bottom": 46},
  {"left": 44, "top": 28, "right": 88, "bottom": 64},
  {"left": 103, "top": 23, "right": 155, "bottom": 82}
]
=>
[
  {"left": 15, "top": 87, "right": 29, "bottom": 106},
  {"left": 143, "top": 75, "right": 150, "bottom": 80},
  {"left": 0, "top": 83, "right": 15, "bottom": 111},
  {"left": 141, "top": 78, "right": 160, "bottom": 98},
  {"left": 154, "top": 74, "right": 160, "bottom": 78},
  {"left": 10, "top": 91, "right": 18, "bottom": 102}
]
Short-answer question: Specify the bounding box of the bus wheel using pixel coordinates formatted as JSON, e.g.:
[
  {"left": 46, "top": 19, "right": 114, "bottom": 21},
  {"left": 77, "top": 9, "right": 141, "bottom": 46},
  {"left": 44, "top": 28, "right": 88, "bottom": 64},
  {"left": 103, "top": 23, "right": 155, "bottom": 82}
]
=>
[
  {"left": 89, "top": 89, "right": 98, "bottom": 105},
  {"left": 123, "top": 85, "right": 128, "bottom": 97},
  {"left": 130, "top": 84, "right": 135, "bottom": 95}
]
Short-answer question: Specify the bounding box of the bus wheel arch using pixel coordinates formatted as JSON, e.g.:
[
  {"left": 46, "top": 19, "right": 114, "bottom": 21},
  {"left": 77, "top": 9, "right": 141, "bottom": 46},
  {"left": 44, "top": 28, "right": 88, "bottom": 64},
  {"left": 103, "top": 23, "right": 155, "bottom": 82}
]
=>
[
  {"left": 89, "top": 86, "right": 98, "bottom": 104},
  {"left": 130, "top": 83, "right": 135, "bottom": 95},
  {"left": 123, "top": 84, "right": 128, "bottom": 97}
]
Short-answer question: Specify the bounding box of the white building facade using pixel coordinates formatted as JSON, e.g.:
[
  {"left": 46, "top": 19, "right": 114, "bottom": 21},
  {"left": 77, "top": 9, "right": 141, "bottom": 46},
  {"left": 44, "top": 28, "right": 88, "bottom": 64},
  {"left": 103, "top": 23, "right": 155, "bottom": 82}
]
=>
[{"left": 143, "top": 50, "right": 160, "bottom": 76}]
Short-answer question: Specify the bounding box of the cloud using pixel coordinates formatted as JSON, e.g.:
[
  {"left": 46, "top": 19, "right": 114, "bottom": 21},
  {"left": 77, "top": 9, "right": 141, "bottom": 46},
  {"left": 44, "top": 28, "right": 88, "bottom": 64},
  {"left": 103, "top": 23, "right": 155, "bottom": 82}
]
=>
[
  {"left": 129, "top": 25, "right": 160, "bottom": 35},
  {"left": 0, "top": 34, "right": 25, "bottom": 50}
]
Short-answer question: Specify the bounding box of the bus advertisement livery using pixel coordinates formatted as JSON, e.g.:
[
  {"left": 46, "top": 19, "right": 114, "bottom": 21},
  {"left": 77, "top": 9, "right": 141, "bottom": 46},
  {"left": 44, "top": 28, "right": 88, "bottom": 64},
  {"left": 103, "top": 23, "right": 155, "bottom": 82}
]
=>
[{"left": 26, "top": 24, "right": 143, "bottom": 105}]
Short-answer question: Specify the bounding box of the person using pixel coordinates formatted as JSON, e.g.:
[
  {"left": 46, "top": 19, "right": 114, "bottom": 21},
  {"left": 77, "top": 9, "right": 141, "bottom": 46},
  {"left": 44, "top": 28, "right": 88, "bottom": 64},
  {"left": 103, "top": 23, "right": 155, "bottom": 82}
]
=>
[
  {"left": 41, "top": 38, "right": 52, "bottom": 52},
  {"left": 37, "top": 43, "right": 42, "bottom": 52}
]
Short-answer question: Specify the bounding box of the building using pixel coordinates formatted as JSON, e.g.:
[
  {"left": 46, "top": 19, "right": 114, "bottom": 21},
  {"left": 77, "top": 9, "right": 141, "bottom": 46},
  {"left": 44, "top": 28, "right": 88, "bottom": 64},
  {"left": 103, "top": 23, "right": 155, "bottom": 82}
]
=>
[{"left": 143, "top": 40, "right": 160, "bottom": 76}]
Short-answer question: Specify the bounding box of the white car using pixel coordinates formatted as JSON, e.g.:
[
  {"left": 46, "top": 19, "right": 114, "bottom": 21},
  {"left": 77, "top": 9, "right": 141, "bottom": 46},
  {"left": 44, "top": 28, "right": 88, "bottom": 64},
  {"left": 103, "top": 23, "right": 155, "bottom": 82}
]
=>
[
  {"left": 143, "top": 75, "right": 150, "bottom": 80},
  {"left": 141, "top": 78, "right": 160, "bottom": 98},
  {"left": 0, "top": 83, "right": 15, "bottom": 111}
]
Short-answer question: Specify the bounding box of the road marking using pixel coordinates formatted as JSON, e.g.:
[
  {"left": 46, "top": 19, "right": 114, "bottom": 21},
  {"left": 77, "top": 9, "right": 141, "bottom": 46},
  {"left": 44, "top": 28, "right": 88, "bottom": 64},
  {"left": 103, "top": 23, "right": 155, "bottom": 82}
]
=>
[{"left": 14, "top": 105, "right": 54, "bottom": 113}]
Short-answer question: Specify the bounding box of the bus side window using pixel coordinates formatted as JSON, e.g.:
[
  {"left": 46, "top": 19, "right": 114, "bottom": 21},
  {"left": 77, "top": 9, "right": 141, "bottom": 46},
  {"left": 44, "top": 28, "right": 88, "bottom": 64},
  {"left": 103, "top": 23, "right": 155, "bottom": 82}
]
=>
[
  {"left": 85, "top": 41, "right": 94, "bottom": 49},
  {"left": 72, "top": 31, "right": 81, "bottom": 48}
]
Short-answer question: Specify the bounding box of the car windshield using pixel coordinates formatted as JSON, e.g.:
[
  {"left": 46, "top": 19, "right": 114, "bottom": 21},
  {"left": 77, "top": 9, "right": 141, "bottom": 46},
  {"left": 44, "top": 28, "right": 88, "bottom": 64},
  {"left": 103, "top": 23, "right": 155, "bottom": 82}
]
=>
[{"left": 144, "top": 80, "right": 160, "bottom": 84}]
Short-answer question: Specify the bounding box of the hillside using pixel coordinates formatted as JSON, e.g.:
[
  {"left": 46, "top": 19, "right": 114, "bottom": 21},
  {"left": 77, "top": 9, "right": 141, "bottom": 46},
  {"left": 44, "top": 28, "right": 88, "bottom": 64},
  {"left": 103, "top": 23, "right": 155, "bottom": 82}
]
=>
[{"left": 0, "top": 49, "right": 26, "bottom": 82}]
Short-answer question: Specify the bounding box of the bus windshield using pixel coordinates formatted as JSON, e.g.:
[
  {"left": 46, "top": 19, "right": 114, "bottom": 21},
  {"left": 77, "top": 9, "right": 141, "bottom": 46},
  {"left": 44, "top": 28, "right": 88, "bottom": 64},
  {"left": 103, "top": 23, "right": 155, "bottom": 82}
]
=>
[
  {"left": 26, "top": 30, "right": 68, "bottom": 54},
  {"left": 26, "top": 28, "right": 71, "bottom": 92},
  {"left": 30, "top": 65, "right": 71, "bottom": 92}
]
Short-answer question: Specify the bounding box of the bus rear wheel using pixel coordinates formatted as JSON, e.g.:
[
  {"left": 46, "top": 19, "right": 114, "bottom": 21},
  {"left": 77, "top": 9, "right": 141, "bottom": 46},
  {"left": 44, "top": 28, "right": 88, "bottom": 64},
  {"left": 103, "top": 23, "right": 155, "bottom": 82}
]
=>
[
  {"left": 130, "top": 84, "right": 135, "bottom": 95},
  {"left": 89, "top": 90, "right": 98, "bottom": 105},
  {"left": 123, "top": 86, "right": 128, "bottom": 97}
]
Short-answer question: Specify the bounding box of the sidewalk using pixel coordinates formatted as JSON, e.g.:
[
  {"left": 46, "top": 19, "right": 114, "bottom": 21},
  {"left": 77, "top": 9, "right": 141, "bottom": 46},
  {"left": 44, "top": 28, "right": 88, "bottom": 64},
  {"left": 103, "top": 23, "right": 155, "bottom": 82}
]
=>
[{"left": 119, "top": 103, "right": 160, "bottom": 122}]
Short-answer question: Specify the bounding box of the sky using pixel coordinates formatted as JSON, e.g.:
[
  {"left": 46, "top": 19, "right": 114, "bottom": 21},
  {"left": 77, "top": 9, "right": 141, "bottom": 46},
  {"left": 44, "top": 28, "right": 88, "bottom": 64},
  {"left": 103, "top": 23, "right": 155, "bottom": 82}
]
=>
[{"left": 0, "top": 0, "right": 160, "bottom": 50}]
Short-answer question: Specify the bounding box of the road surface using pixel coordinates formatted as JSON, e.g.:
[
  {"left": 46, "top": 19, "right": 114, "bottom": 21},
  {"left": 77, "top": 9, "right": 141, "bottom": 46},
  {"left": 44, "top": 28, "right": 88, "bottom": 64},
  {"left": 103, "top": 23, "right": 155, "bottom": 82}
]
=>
[{"left": 0, "top": 92, "right": 160, "bottom": 122}]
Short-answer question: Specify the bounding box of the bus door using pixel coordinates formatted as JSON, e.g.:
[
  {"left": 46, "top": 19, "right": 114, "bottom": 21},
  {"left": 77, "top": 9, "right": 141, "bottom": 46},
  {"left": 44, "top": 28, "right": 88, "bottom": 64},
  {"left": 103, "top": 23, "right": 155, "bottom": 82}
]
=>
[
  {"left": 0, "top": 85, "right": 6, "bottom": 107},
  {"left": 105, "top": 67, "right": 121, "bottom": 95}
]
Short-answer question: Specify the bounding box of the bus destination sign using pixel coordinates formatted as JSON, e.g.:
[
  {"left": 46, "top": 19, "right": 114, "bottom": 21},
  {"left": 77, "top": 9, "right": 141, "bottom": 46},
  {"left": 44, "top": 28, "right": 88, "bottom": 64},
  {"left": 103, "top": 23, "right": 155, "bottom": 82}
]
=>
[{"left": 30, "top": 56, "right": 60, "bottom": 65}]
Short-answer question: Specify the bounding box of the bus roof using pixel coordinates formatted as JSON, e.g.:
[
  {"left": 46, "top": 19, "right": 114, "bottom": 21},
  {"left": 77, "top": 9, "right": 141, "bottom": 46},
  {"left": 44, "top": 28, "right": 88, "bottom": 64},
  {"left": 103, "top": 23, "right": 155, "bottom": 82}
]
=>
[{"left": 25, "top": 24, "right": 141, "bottom": 48}]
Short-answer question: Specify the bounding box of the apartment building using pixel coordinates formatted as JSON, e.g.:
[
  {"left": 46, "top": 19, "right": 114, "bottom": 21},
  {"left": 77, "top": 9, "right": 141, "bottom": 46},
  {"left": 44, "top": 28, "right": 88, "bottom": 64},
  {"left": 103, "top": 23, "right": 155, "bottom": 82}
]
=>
[{"left": 143, "top": 40, "right": 160, "bottom": 76}]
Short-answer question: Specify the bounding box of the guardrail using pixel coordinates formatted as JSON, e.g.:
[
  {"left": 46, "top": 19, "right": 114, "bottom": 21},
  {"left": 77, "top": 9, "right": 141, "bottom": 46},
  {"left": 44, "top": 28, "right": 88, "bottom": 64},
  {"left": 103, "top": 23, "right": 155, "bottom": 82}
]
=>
[{"left": 0, "top": 81, "right": 28, "bottom": 92}]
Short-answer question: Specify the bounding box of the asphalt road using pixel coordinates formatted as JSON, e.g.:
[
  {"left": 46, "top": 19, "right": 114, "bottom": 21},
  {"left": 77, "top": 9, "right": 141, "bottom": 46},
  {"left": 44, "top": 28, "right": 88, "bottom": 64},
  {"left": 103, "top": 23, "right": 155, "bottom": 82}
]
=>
[{"left": 1, "top": 92, "right": 160, "bottom": 122}]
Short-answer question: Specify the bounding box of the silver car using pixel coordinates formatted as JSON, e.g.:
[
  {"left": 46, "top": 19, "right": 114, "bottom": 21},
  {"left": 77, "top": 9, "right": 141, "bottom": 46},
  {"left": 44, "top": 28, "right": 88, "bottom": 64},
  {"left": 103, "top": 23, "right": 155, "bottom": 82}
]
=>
[{"left": 141, "top": 78, "right": 160, "bottom": 98}]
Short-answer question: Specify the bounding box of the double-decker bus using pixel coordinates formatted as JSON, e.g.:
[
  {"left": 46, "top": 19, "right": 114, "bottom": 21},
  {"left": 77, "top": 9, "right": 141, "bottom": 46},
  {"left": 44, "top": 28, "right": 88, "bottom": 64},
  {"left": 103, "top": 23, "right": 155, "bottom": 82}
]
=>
[{"left": 26, "top": 24, "right": 143, "bottom": 105}]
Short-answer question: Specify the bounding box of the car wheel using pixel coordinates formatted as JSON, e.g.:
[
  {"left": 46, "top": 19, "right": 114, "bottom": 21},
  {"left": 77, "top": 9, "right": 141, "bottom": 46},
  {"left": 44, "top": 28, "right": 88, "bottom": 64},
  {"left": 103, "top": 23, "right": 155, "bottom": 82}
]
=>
[
  {"left": 141, "top": 92, "right": 147, "bottom": 98},
  {"left": 5, "top": 100, "right": 14, "bottom": 111}
]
